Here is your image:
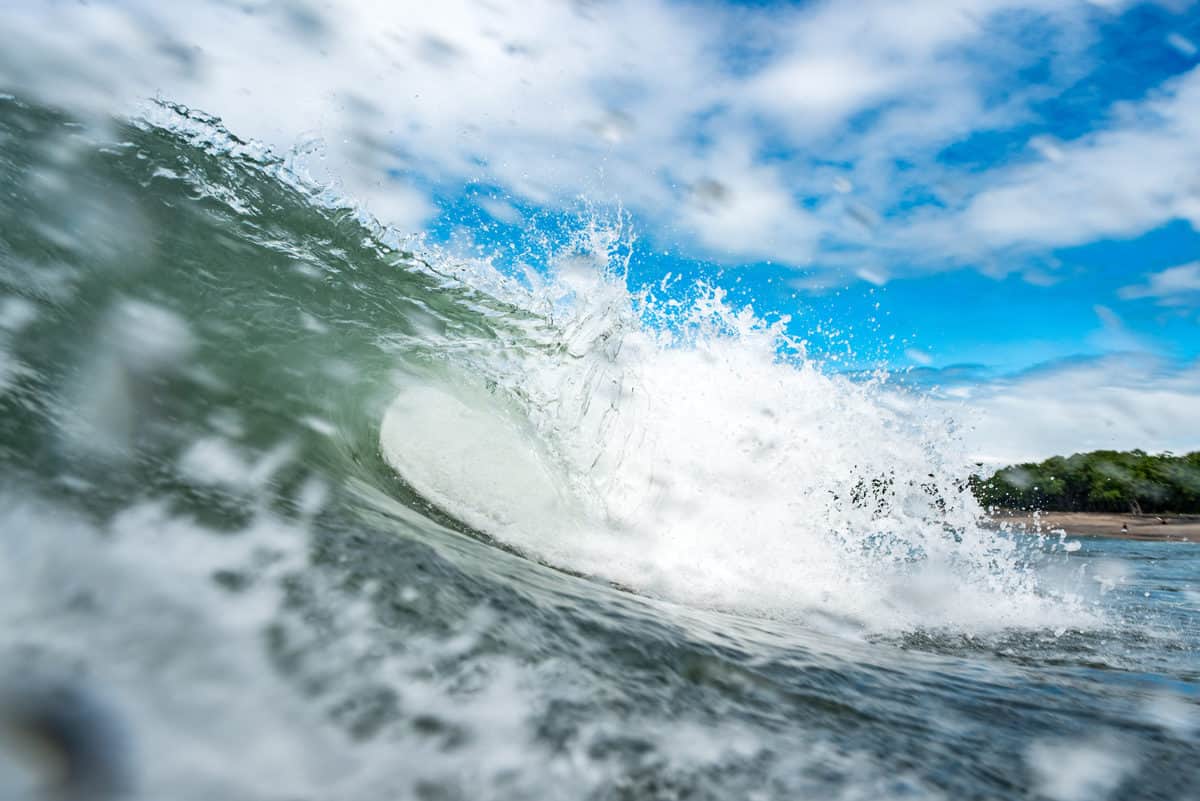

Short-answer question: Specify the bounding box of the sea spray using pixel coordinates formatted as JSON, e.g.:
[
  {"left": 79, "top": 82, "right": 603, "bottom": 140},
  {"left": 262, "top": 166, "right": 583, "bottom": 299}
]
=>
[
  {"left": 7, "top": 96, "right": 1191, "bottom": 801},
  {"left": 378, "top": 214, "right": 1090, "bottom": 631}
]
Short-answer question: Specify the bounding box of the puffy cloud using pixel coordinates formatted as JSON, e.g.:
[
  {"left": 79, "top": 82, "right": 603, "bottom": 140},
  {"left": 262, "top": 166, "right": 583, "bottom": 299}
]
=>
[
  {"left": 1, "top": 0, "right": 723, "bottom": 232},
  {"left": 912, "top": 65, "right": 1200, "bottom": 260},
  {"left": 676, "top": 138, "right": 824, "bottom": 264},
  {"left": 1119, "top": 261, "right": 1200, "bottom": 305},
  {"left": 0, "top": 0, "right": 1165, "bottom": 272}
]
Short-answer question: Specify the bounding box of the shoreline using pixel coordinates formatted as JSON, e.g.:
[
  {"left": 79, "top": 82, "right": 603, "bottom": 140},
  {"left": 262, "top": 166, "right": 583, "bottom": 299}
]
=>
[{"left": 984, "top": 511, "right": 1199, "bottom": 542}]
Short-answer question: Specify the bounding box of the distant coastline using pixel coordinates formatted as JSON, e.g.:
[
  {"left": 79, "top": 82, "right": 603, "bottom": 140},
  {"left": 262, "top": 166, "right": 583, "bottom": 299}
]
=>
[
  {"left": 984, "top": 510, "right": 1199, "bottom": 542},
  {"left": 971, "top": 451, "right": 1200, "bottom": 535}
]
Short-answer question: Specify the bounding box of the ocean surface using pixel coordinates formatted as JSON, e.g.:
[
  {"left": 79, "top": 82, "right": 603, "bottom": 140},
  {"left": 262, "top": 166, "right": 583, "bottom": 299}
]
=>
[{"left": 1, "top": 95, "right": 1198, "bottom": 800}]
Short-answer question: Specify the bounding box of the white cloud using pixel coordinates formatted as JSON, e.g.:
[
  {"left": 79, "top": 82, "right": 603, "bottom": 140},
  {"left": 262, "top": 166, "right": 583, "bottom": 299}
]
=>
[
  {"left": 1, "top": 0, "right": 725, "bottom": 232},
  {"left": 747, "top": 53, "right": 902, "bottom": 129},
  {"left": 676, "top": 137, "right": 823, "bottom": 264},
  {"left": 914, "top": 65, "right": 1200, "bottom": 258},
  {"left": 1119, "top": 261, "right": 1200, "bottom": 305},
  {"left": 0, "top": 0, "right": 1152, "bottom": 272},
  {"left": 743, "top": 0, "right": 1096, "bottom": 133},
  {"left": 936, "top": 356, "right": 1200, "bottom": 464}
]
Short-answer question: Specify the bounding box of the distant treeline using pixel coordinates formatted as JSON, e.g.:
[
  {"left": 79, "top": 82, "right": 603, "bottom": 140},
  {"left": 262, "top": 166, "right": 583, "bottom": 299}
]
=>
[{"left": 970, "top": 450, "right": 1200, "bottom": 514}]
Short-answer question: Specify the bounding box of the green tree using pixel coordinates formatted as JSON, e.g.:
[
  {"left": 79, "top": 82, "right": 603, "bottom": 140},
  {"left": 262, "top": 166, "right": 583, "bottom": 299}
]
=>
[{"left": 971, "top": 450, "right": 1200, "bottom": 514}]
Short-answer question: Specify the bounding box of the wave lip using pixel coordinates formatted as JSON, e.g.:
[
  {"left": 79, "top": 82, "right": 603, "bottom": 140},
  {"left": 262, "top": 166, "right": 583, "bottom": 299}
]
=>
[{"left": 379, "top": 264, "right": 1089, "bottom": 634}]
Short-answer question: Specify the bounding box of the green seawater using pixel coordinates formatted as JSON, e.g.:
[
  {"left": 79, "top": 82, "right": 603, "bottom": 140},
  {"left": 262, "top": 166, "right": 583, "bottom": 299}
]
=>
[{"left": 1, "top": 95, "right": 1198, "bottom": 801}]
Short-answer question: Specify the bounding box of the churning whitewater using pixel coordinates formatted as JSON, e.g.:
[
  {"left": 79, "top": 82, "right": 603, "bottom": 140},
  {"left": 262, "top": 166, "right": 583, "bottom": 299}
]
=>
[
  {"left": 2, "top": 95, "right": 1197, "bottom": 801},
  {"left": 377, "top": 237, "right": 1084, "bottom": 631}
]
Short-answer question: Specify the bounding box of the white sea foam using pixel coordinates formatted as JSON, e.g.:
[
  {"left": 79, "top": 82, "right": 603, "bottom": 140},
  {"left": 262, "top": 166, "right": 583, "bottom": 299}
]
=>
[
  {"left": 380, "top": 223, "right": 1090, "bottom": 632},
  {"left": 1026, "top": 737, "right": 1138, "bottom": 801},
  {"left": 1, "top": 489, "right": 938, "bottom": 801}
]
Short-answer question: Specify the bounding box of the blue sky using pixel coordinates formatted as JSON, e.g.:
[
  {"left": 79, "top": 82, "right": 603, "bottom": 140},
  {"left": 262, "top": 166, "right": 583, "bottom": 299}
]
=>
[
  {"left": 5, "top": 0, "right": 1200, "bottom": 460},
  {"left": 400, "top": 0, "right": 1200, "bottom": 375}
]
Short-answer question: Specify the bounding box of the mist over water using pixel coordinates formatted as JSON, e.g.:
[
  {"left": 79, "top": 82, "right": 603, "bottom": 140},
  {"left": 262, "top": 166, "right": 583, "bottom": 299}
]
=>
[{"left": 0, "top": 89, "right": 1197, "bottom": 801}]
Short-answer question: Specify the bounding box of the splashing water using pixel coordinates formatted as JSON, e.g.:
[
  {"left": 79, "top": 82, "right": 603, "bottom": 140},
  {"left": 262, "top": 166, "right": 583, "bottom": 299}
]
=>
[
  {"left": 1, "top": 96, "right": 1196, "bottom": 801},
  {"left": 379, "top": 216, "right": 1084, "bottom": 630}
]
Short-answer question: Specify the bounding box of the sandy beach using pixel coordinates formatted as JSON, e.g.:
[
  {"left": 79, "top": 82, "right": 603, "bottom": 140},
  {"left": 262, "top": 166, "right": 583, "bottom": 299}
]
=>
[{"left": 986, "top": 511, "right": 1200, "bottom": 542}]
